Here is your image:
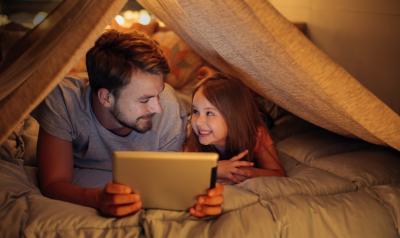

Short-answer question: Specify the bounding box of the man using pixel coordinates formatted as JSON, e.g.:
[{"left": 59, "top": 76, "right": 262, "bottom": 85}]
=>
[{"left": 32, "top": 30, "right": 223, "bottom": 217}]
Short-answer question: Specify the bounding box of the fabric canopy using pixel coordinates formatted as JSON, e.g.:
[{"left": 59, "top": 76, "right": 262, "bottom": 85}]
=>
[
  {"left": 0, "top": 0, "right": 127, "bottom": 145},
  {"left": 139, "top": 0, "right": 400, "bottom": 150},
  {"left": 0, "top": 0, "right": 399, "bottom": 150}
]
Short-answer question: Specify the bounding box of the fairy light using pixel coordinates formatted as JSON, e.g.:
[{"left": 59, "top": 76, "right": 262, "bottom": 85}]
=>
[
  {"left": 113, "top": 10, "right": 153, "bottom": 29},
  {"left": 123, "top": 10, "right": 139, "bottom": 22},
  {"left": 114, "top": 15, "right": 125, "bottom": 26},
  {"left": 138, "top": 10, "right": 151, "bottom": 25},
  {"left": 32, "top": 11, "right": 48, "bottom": 26}
]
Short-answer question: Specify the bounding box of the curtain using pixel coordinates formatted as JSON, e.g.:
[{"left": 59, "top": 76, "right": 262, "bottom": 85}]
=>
[
  {"left": 139, "top": 0, "right": 400, "bottom": 149},
  {"left": 0, "top": 0, "right": 127, "bottom": 144}
]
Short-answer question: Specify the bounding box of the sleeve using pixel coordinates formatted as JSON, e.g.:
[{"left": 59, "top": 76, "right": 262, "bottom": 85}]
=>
[{"left": 31, "top": 86, "right": 74, "bottom": 142}]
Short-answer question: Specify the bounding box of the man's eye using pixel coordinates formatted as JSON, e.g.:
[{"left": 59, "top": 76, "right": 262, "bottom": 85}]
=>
[{"left": 139, "top": 99, "right": 149, "bottom": 103}]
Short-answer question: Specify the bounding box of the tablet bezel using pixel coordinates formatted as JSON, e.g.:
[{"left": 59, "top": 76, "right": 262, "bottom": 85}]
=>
[{"left": 112, "top": 151, "right": 218, "bottom": 211}]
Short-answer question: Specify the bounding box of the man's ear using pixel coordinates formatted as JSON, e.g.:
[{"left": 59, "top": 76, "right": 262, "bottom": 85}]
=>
[{"left": 97, "top": 88, "right": 114, "bottom": 107}]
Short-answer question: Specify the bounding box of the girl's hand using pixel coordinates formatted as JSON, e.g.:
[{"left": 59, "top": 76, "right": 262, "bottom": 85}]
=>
[
  {"left": 217, "top": 150, "right": 254, "bottom": 184},
  {"left": 190, "top": 183, "right": 224, "bottom": 218}
]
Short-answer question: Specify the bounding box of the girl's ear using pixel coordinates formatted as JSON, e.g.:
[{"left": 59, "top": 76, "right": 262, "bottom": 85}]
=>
[{"left": 98, "top": 88, "right": 113, "bottom": 107}]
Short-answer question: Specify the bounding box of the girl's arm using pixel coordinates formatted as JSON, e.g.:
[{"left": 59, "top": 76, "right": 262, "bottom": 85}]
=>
[{"left": 236, "top": 127, "right": 285, "bottom": 178}]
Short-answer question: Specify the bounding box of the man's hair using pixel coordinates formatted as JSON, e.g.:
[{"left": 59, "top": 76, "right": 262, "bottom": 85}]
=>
[
  {"left": 186, "top": 72, "right": 264, "bottom": 161},
  {"left": 86, "top": 30, "right": 170, "bottom": 95}
]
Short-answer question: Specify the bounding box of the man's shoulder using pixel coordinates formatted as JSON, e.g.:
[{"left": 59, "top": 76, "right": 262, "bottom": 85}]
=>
[
  {"left": 152, "top": 83, "right": 187, "bottom": 130},
  {"left": 59, "top": 77, "right": 89, "bottom": 95},
  {"left": 45, "top": 77, "right": 88, "bottom": 104},
  {"left": 32, "top": 76, "right": 90, "bottom": 121},
  {"left": 31, "top": 77, "right": 90, "bottom": 141},
  {"left": 159, "top": 84, "right": 179, "bottom": 113},
  {"left": 160, "top": 83, "right": 177, "bottom": 101},
  {"left": 151, "top": 83, "right": 187, "bottom": 150},
  {"left": 160, "top": 83, "right": 187, "bottom": 115}
]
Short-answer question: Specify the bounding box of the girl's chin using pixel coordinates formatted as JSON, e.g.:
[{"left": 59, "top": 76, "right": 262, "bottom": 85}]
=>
[{"left": 198, "top": 137, "right": 211, "bottom": 145}]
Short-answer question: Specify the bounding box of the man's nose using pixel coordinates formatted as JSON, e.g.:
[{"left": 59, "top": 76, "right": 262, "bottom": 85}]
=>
[{"left": 149, "top": 97, "right": 162, "bottom": 114}]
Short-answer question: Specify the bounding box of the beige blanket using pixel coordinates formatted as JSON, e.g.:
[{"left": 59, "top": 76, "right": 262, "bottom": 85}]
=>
[{"left": 1, "top": 120, "right": 399, "bottom": 238}]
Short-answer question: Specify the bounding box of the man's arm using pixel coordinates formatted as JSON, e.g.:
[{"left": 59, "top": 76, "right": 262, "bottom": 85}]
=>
[{"left": 37, "top": 128, "right": 142, "bottom": 217}]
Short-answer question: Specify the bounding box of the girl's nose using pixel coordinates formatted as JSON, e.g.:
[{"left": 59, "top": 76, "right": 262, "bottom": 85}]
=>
[{"left": 195, "top": 114, "right": 206, "bottom": 126}]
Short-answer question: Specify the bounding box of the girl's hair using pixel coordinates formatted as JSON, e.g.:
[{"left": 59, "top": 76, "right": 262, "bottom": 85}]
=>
[{"left": 186, "top": 72, "right": 264, "bottom": 161}]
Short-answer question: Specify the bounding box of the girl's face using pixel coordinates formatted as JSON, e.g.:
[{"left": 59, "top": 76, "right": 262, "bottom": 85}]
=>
[{"left": 191, "top": 88, "right": 228, "bottom": 151}]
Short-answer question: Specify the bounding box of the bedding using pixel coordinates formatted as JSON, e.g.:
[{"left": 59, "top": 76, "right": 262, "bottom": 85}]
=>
[{"left": 1, "top": 116, "right": 399, "bottom": 238}]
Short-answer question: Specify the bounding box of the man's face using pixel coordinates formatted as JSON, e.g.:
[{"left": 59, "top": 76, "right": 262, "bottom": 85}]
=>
[{"left": 110, "top": 70, "right": 164, "bottom": 133}]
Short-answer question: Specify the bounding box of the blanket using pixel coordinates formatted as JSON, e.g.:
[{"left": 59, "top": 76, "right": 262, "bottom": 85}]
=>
[{"left": 1, "top": 118, "right": 399, "bottom": 238}]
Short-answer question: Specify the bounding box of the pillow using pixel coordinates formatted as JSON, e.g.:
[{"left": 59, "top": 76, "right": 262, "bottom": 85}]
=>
[
  {"left": 0, "top": 119, "right": 24, "bottom": 164},
  {"left": 152, "top": 30, "right": 205, "bottom": 89},
  {"left": 0, "top": 116, "right": 39, "bottom": 166},
  {"left": 21, "top": 116, "right": 39, "bottom": 166}
]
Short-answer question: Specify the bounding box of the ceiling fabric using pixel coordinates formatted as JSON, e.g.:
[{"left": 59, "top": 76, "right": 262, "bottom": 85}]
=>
[
  {"left": 0, "top": 0, "right": 127, "bottom": 144},
  {"left": 139, "top": 0, "right": 400, "bottom": 149}
]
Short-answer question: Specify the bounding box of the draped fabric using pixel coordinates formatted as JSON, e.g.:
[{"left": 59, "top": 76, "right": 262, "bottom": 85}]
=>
[
  {"left": 139, "top": 0, "right": 400, "bottom": 150},
  {"left": 0, "top": 0, "right": 399, "bottom": 150},
  {"left": 0, "top": 0, "right": 127, "bottom": 145}
]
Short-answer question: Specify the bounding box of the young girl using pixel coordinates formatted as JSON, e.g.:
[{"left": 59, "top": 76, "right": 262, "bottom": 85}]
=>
[{"left": 185, "top": 72, "right": 285, "bottom": 184}]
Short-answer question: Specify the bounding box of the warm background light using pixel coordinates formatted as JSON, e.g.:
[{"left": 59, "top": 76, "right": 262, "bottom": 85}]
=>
[
  {"left": 32, "top": 11, "right": 48, "bottom": 26},
  {"left": 138, "top": 10, "right": 151, "bottom": 25},
  {"left": 114, "top": 14, "right": 125, "bottom": 26}
]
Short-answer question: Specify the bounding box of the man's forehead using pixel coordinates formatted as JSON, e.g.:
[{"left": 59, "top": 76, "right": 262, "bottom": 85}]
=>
[{"left": 126, "top": 73, "right": 164, "bottom": 96}]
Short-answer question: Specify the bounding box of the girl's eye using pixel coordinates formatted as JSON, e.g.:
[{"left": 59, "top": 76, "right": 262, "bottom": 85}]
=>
[
  {"left": 206, "top": 111, "right": 215, "bottom": 116},
  {"left": 192, "top": 108, "right": 199, "bottom": 114}
]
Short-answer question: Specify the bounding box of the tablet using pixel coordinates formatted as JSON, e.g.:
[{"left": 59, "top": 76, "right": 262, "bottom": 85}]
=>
[{"left": 112, "top": 151, "right": 218, "bottom": 211}]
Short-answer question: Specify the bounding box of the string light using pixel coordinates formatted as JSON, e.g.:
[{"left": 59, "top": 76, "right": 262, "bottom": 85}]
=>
[
  {"left": 33, "top": 11, "right": 47, "bottom": 26},
  {"left": 113, "top": 10, "right": 153, "bottom": 29},
  {"left": 138, "top": 10, "right": 151, "bottom": 25},
  {"left": 114, "top": 15, "right": 125, "bottom": 26}
]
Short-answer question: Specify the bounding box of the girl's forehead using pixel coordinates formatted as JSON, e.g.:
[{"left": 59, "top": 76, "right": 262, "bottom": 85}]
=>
[
  {"left": 193, "top": 88, "right": 208, "bottom": 102},
  {"left": 193, "top": 89, "right": 218, "bottom": 109}
]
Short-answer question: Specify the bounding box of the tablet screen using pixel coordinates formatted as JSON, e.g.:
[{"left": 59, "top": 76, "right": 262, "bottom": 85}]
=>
[{"left": 113, "top": 151, "right": 218, "bottom": 210}]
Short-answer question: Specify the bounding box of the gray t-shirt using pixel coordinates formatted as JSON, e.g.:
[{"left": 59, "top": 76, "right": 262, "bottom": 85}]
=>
[{"left": 32, "top": 77, "right": 187, "bottom": 188}]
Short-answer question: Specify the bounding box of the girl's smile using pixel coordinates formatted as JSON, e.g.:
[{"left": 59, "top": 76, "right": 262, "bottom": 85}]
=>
[{"left": 191, "top": 88, "right": 228, "bottom": 150}]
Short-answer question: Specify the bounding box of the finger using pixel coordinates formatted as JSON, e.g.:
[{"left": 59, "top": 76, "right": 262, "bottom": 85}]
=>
[
  {"left": 108, "top": 201, "right": 142, "bottom": 217},
  {"left": 233, "top": 161, "right": 254, "bottom": 167},
  {"left": 233, "top": 168, "right": 251, "bottom": 177},
  {"left": 228, "top": 174, "right": 241, "bottom": 184},
  {"left": 105, "top": 182, "right": 132, "bottom": 194},
  {"left": 190, "top": 207, "right": 207, "bottom": 218},
  {"left": 197, "top": 194, "right": 223, "bottom": 206},
  {"left": 216, "top": 178, "right": 232, "bottom": 185},
  {"left": 230, "top": 150, "right": 249, "bottom": 161},
  {"left": 232, "top": 174, "right": 248, "bottom": 182},
  {"left": 196, "top": 205, "right": 222, "bottom": 216},
  {"left": 106, "top": 193, "right": 141, "bottom": 205},
  {"left": 208, "top": 183, "right": 224, "bottom": 196}
]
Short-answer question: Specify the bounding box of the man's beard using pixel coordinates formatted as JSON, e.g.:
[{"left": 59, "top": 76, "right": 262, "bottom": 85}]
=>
[{"left": 111, "top": 108, "right": 155, "bottom": 133}]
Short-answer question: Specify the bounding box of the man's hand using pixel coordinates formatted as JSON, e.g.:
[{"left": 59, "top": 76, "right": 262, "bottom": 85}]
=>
[
  {"left": 217, "top": 150, "right": 254, "bottom": 184},
  {"left": 190, "top": 183, "right": 224, "bottom": 218},
  {"left": 96, "top": 183, "right": 142, "bottom": 217}
]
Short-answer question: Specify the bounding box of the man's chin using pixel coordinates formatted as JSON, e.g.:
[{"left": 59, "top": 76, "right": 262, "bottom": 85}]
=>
[
  {"left": 134, "top": 121, "right": 152, "bottom": 133},
  {"left": 118, "top": 120, "right": 152, "bottom": 133}
]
